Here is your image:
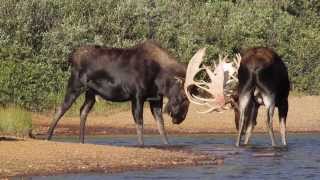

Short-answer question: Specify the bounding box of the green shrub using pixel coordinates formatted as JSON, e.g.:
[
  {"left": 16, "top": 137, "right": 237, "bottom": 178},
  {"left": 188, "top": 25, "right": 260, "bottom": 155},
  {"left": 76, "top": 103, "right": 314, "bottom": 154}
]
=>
[
  {"left": 0, "top": 0, "right": 319, "bottom": 111},
  {"left": 0, "top": 106, "right": 32, "bottom": 137}
]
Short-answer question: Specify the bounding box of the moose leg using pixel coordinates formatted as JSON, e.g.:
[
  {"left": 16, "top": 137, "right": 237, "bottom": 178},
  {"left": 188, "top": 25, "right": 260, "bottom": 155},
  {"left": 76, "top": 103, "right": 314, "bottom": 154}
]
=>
[
  {"left": 47, "top": 72, "right": 83, "bottom": 140},
  {"left": 263, "top": 95, "right": 277, "bottom": 146},
  {"left": 149, "top": 98, "right": 169, "bottom": 145},
  {"left": 131, "top": 97, "right": 145, "bottom": 146},
  {"left": 79, "top": 90, "right": 96, "bottom": 144},
  {"left": 236, "top": 93, "right": 251, "bottom": 147},
  {"left": 266, "top": 105, "right": 276, "bottom": 146},
  {"left": 244, "top": 101, "right": 258, "bottom": 145},
  {"left": 243, "top": 121, "right": 253, "bottom": 145},
  {"left": 278, "top": 99, "right": 288, "bottom": 146}
]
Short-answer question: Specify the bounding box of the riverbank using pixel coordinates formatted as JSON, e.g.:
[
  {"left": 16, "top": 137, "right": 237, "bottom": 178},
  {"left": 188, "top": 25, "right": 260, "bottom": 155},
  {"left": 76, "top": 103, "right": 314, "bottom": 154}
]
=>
[
  {"left": 0, "top": 138, "right": 215, "bottom": 178},
  {"left": 1, "top": 96, "right": 318, "bottom": 178},
  {"left": 33, "top": 96, "right": 320, "bottom": 136}
]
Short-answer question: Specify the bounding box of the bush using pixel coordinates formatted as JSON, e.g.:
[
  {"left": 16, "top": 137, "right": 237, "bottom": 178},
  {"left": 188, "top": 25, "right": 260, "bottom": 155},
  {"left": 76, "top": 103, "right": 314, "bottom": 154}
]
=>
[
  {"left": 0, "top": 0, "right": 319, "bottom": 111},
  {"left": 0, "top": 106, "right": 32, "bottom": 137}
]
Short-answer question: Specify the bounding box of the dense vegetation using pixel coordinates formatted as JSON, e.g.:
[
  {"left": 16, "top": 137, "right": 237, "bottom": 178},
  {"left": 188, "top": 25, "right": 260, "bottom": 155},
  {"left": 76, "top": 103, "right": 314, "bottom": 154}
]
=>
[{"left": 0, "top": 0, "right": 319, "bottom": 111}]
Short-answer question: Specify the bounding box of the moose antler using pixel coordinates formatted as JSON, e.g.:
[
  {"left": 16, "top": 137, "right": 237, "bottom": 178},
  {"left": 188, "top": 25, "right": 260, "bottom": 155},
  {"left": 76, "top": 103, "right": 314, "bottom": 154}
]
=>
[
  {"left": 184, "top": 49, "right": 230, "bottom": 113},
  {"left": 223, "top": 53, "right": 242, "bottom": 98},
  {"left": 225, "top": 54, "right": 241, "bottom": 83}
]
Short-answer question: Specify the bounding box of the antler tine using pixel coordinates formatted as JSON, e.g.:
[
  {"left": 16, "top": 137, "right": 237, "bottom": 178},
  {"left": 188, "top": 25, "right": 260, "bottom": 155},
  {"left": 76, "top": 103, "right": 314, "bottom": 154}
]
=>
[
  {"left": 218, "top": 54, "right": 228, "bottom": 62},
  {"left": 185, "top": 49, "right": 241, "bottom": 113},
  {"left": 229, "top": 74, "right": 239, "bottom": 82},
  {"left": 221, "top": 53, "right": 242, "bottom": 109},
  {"left": 184, "top": 48, "right": 210, "bottom": 106},
  {"left": 197, "top": 105, "right": 221, "bottom": 114},
  {"left": 213, "top": 61, "right": 217, "bottom": 69},
  {"left": 224, "top": 53, "right": 241, "bottom": 84},
  {"left": 234, "top": 53, "right": 241, "bottom": 69},
  {"left": 184, "top": 48, "right": 224, "bottom": 112},
  {"left": 222, "top": 54, "right": 228, "bottom": 63}
]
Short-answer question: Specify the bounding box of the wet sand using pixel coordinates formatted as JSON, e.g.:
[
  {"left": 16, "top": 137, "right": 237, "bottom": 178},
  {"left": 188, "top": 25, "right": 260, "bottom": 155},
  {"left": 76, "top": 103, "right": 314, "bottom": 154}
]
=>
[{"left": 0, "top": 138, "right": 214, "bottom": 178}]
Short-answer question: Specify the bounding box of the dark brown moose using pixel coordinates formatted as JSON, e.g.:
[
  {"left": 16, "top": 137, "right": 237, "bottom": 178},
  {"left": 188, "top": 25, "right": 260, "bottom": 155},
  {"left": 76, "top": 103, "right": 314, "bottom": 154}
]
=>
[
  {"left": 47, "top": 41, "right": 194, "bottom": 145},
  {"left": 235, "top": 47, "right": 290, "bottom": 147},
  {"left": 183, "top": 47, "right": 290, "bottom": 147}
]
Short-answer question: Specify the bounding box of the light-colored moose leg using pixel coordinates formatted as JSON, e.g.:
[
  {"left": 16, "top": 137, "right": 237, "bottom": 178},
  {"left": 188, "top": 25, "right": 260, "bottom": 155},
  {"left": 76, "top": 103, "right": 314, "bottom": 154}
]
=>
[
  {"left": 149, "top": 98, "right": 169, "bottom": 145},
  {"left": 244, "top": 101, "right": 258, "bottom": 145},
  {"left": 278, "top": 99, "right": 288, "bottom": 146},
  {"left": 132, "top": 97, "right": 144, "bottom": 146},
  {"left": 236, "top": 92, "right": 251, "bottom": 147},
  {"left": 262, "top": 94, "right": 277, "bottom": 146}
]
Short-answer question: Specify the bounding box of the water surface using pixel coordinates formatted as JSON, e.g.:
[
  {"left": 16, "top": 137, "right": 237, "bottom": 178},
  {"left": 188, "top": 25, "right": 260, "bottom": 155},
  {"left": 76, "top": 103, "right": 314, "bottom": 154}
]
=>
[{"left": 30, "top": 133, "right": 320, "bottom": 180}]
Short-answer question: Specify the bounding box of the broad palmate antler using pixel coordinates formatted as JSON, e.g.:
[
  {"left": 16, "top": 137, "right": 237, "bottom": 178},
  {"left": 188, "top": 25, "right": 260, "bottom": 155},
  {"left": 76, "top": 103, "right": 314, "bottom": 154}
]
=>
[{"left": 184, "top": 49, "right": 241, "bottom": 113}]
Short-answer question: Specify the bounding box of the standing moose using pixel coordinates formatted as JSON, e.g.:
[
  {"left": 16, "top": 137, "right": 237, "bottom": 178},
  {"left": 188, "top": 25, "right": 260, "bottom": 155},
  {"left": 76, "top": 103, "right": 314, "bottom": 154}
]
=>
[
  {"left": 47, "top": 40, "right": 196, "bottom": 145},
  {"left": 235, "top": 47, "right": 290, "bottom": 147},
  {"left": 184, "top": 47, "right": 290, "bottom": 147}
]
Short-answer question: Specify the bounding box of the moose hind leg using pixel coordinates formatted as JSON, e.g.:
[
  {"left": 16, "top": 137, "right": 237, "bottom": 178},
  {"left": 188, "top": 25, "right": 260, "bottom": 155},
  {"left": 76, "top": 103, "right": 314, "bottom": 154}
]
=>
[
  {"left": 244, "top": 101, "right": 258, "bottom": 145},
  {"left": 244, "top": 121, "right": 254, "bottom": 145},
  {"left": 131, "top": 97, "right": 145, "bottom": 146},
  {"left": 263, "top": 94, "right": 277, "bottom": 146},
  {"left": 278, "top": 99, "right": 288, "bottom": 146},
  {"left": 236, "top": 92, "right": 251, "bottom": 147},
  {"left": 149, "top": 98, "right": 169, "bottom": 145},
  {"left": 47, "top": 73, "right": 83, "bottom": 140},
  {"left": 79, "top": 90, "right": 96, "bottom": 144}
]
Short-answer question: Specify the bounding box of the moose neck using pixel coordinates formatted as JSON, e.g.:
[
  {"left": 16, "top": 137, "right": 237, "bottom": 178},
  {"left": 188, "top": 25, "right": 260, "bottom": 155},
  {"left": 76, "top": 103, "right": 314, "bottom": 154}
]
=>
[
  {"left": 157, "top": 72, "right": 185, "bottom": 98},
  {"left": 170, "top": 78, "right": 183, "bottom": 98}
]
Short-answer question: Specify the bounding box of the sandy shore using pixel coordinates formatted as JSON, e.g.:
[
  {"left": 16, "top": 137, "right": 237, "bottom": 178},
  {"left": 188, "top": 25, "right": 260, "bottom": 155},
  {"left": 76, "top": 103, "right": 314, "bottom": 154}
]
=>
[
  {"left": 0, "top": 138, "right": 214, "bottom": 178},
  {"left": 33, "top": 96, "right": 320, "bottom": 136}
]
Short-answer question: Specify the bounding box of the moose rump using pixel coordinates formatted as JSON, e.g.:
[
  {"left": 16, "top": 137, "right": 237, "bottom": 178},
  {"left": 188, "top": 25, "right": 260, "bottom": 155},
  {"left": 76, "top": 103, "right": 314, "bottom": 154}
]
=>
[
  {"left": 47, "top": 41, "right": 190, "bottom": 145},
  {"left": 235, "top": 47, "right": 290, "bottom": 146}
]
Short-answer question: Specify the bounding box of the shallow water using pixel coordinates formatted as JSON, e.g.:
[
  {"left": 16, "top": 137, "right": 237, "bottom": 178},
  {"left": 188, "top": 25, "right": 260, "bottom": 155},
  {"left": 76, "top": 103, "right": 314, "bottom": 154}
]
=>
[{"left": 29, "top": 133, "right": 320, "bottom": 180}]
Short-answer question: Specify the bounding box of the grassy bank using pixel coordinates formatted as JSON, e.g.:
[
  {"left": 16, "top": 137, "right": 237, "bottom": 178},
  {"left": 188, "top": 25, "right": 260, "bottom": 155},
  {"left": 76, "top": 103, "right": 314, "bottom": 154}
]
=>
[{"left": 0, "top": 106, "right": 32, "bottom": 137}]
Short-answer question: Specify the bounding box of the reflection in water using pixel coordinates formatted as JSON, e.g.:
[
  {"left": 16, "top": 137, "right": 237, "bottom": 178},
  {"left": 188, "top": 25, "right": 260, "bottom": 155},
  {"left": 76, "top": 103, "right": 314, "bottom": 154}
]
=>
[{"left": 27, "top": 133, "right": 320, "bottom": 180}]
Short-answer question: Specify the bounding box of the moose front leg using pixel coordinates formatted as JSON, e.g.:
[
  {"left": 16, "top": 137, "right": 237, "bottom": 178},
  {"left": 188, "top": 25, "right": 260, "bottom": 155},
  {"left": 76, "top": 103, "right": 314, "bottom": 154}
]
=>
[
  {"left": 131, "top": 97, "right": 145, "bottom": 146},
  {"left": 79, "top": 90, "right": 96, "bottom": 143},
  {"left": 47, "top": 72, "right": 83, "bottom": 140},
  {"left": 149, "top": 98, "right": 169, "bottom": 145}
]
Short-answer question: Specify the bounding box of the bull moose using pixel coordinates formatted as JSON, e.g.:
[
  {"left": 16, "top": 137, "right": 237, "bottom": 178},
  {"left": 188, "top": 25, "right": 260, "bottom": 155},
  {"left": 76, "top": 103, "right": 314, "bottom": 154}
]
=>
[
  {"left": 47, "top": 40, "right": 195, "bottom": 145},
  {"left": 234, "top": 47, "right": 290, "bottom": 147},
  {"left": 184, "top": 47, "right": 290, "bottom": 147}
]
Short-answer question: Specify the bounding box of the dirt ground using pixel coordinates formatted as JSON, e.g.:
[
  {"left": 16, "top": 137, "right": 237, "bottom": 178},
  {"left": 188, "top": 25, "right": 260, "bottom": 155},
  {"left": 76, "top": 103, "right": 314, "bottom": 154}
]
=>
[
  {"left": 0, "top": 138, "right": 215, "bottom": 177},
  {"left": 33, "top": 96, "right": 320, "bottom": 136}
]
